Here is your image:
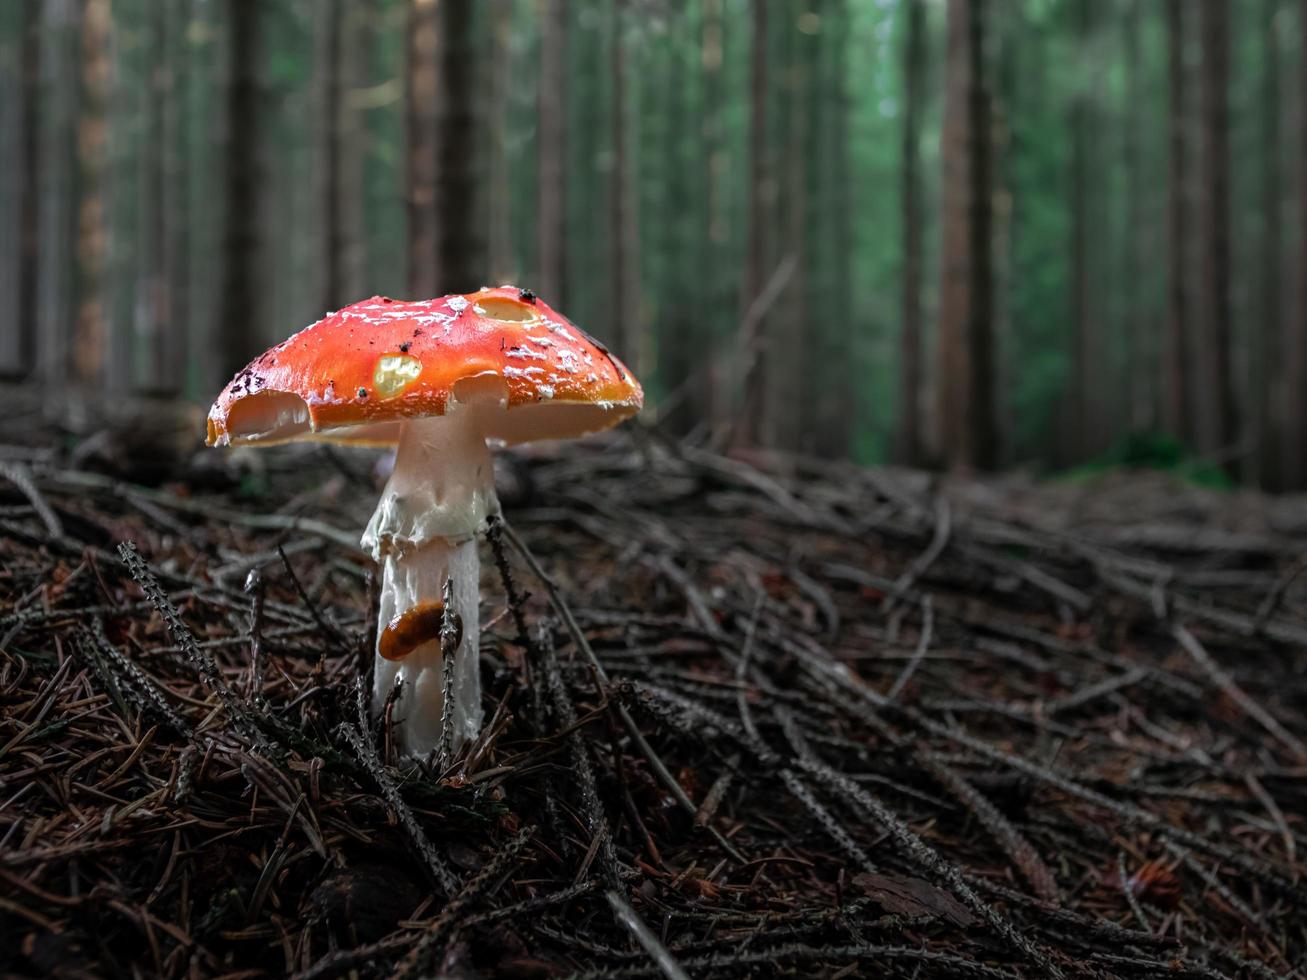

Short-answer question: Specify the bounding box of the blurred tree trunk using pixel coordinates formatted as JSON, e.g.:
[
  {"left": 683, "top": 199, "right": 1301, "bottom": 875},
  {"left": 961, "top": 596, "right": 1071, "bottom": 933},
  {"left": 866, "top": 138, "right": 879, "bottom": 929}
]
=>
[
  {"left": 435, "top": 0, "right": 482, "bottom": 294},
  {"left": 609, "top": 0, "right": 638, "bottom": 370},
  {"left": 1163, "top": 0, "right": 1191, "bottom": 445},
  {"left": 319, "top": 0, "right": 345, "bottom": 311},
  {"left": 656, "top": 0, "right": 696, "bottom": 436},
  {"left": 0, "top": 1, "right": 41, "bottom": 376},
  {"left": 897, "top": 0, "right": 926, "bottom": 466},
  {"left": 37, "top": 0, "right": 80, "bottom": 401},
  {"left": 1257, "top": 0, "right": 1283, "bottom": 490},
  {"left": 735, "top": 0, "right": 770, "bottom": 448},
  {"left": 936, "top": 0, "right": 996, "bottom": 470},
  {"left": 162, "top": 0, "right": 188, "bottom": 392},
  {"left": 1122, "top": 0, "right": 1148, "bottom": 432},
  {"left": 486, "top": 0, "right": 513, "bottom": 284},
  {"left": 701, "top": 0, "right": 724, "bottom": 431},
  {"left": 135, "top": 0, "right": 172, "bottom": 393},
  {"left": 769, "top": 1, "right": 810, "bottom": 455},
  {"left": 1068, "top": 0, "right": 1092, "bottom": 460},
  {"left": 219, "top": 0, "right": 262, "bottom": 379},
  {"left": 406, "top": 0, "right": 438, "bottom": 297},
  {"left": 1290, "top": 0, "right": 1307, "bottom": 488},
  {"left": 1199, "top": 0, "right": 1234, "bottom": 460},
  {"left": 815, "top": 0, "right": 852, "bottom": 458},
  {"left": 537, "top": 0, "right": 566, "bottom": 303},
  {"left": 74, "top": 0, "right": 109, "bottom": 388}
]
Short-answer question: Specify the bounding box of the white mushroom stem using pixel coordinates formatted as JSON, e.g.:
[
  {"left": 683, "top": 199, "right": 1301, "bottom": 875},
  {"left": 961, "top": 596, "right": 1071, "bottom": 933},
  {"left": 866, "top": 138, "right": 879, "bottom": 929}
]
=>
[{"left": 363, "top": 411, "right": 498, "bottom": 759}]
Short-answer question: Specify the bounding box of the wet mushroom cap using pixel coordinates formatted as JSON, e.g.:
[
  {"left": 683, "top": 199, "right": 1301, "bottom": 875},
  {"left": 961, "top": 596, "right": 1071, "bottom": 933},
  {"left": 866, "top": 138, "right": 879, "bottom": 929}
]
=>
[{"left": 206, "top": 286, "right": 642, "bottom": 448}]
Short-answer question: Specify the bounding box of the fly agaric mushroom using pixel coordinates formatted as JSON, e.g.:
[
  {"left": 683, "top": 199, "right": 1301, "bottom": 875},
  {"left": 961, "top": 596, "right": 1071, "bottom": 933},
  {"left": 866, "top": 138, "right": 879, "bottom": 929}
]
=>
[{"left": 207, "top": 287, "right": 642, "bottom": 757}]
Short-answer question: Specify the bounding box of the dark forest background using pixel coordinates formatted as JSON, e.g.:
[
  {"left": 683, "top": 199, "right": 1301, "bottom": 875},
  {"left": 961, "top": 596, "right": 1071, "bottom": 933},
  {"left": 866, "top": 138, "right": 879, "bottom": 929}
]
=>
[{"left": 0, "top": 0, "right": 1304, "bottom": 488}]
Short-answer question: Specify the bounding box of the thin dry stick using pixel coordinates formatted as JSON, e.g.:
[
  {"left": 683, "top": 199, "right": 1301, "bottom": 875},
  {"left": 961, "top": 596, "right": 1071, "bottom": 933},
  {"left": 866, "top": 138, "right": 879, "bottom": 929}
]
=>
[
  {"left": 538, "top": 624, "right": 689, "bottom": 980},
  {"left": 337, "top": 692, "right": 458, "bottom": 896},
  {"left": 921, "top": 752, "right": 1060, "bottom": 903},
  {"left": 605, "top": 889, "right": 692, "bottom": 980},
  {"left": 118, "top": 541, "right": 271, "bottom": 752},
  {"left": 886, "top": 595, "right": 933, "bottom": 702},
  {"left": 0, "top": 461, "right": 62, "bottom": 537},
  {"left": 498, "top": 517, "right": 746, "bottom": 865},
  {"left": 394, "top": 825, "right": 537, "bottom": 979},
  {"left": 1171, "top": 621, "right": 1306, "bottom": 758},
  {"left": 880, "top": 496, "right": 950, "bottom": 615},
  {"left": 435, "top": 577, "right": 458, "bottom": 770}
]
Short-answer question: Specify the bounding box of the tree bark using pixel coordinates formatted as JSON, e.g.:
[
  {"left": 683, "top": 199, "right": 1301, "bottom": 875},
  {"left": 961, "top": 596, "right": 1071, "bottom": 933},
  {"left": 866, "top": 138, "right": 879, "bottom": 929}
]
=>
[
  {"left": 163, "top": 0, "right": 188, "bottom": 393},
  {"left": 37, "top": 0, "right": 80, "bottom": 401},
  {"left": 135, "top": 0, "right": 172, "bottom": 393},
  {"left": 701, "top": 0, "right": 724, "bottom": 431},
  {"left": 1123, "top": 0, "right": 1148, "bottom": 431},
  {"left": 1257, "top": 0, "right": 1283, "bottom": 489},
  {"left": 735, "top": 0, "right": 770, "bottom": 448},
  {"left": 816, "top": 0, "right": 853, "bottom": 458},
  {"left": 898, "top": 0, "right": 926, "bottom": 465},
  {"left": 219, "top": 0, "right": 263, "bottom": 380},
  {"left": 1290, "top": 0, "right": 1307, "bottom": 487},
  {"left": 0, "top": 1, "right": 41, "bottom": 376},
  {"left": 936, "top": 0, "right": 997, "bottom": 469},
  {"left": 768, "top": 0, "right": 810, "bottom": 455},
  {"left": 435, "top": 0, "right": 482, "bottom": 294},
  {"left": 1200, "top": 0, "right": 1235, "bottom": 459},
  {"left": 406, "top": 0, "right": 439, "bottom": 297},
  {"left": 536, "top": 0, "right": 566, "bottom": 303},
  {"left": 319, "top": 0, "right": 345, "bottom": 312},
  {"left": 74, "top": 0, "right": 109, "bottom": 388},
  {"left": 487, "top": 0, "right": 513, "bottom": 284},
  {"left": 609, "top": 0, "right": 635, "bottom": 367},
  {"left": 1163, "top": 0, "right": 1191, "bottom": 444},
  {"left": 1069, "top": 0, "right": 1092, "bottom": 459}
]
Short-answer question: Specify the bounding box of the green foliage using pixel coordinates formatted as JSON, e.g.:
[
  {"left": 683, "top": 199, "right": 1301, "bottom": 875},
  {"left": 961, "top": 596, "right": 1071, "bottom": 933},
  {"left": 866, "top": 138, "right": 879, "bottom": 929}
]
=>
[
  {"left": 1059, "top": 431, "right": 1235, "bottom": 489},
  {"left": 1, "top": 0, "right": 1301, "bottom": 484}
]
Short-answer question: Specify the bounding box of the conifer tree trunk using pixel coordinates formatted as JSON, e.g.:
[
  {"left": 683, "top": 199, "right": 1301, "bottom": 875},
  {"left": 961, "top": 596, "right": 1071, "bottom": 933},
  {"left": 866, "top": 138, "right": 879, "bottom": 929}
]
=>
[
  {"left": 537, "top": 0, "right": 566, "bottom": 303},
  {"left": 1123, "top": 0, "right": 1148, "bottom": 431},
  {"left": 735, "top": 0, "right": 770, "bottom": 448},
  {"left": 220, "top": 0, "right": 263, "bottom": 379},
  {"left": 1257, "top": 0, "right": 1282, "bottom": 489},
  {"left": 37, "top": 0, "right": 80, "bottom": 401},
  {"left": 1289, "top": 0, "right": 1307, "bottom": 487},
  {"left": 74, "top": 0, "right": 110, "bottom": 388},
  {"left": 163, "top": 0, "right": 188, "bottom": 392},
  {"left": 486, "top": 0, "right": 513, "bottom": 284},
  {"left": 1, "top": 1, "right": 41, "bottom": 376},
  {"left": 319, "top": 0, "right": 345, "bottom": 311},
  {"left": 136, "top": 0, "right": 171, "bottom": 392},
  {"left": 898, "top": 0, "right": 926, "bottom": 465},
  {"left": 768, "top": 1, "right": 810, "bottom": 454},
  {"left": 701, "top": 0, "right": 724, "bottom": 431},
  {"left": 1200, "top": 0, "right": 1235, "bottom": 458},
  {"left": 406, "top": 0, "right": 439, "bottom": 297},
  {"left": 1163, "top": 0, "right": 1191, "bottom": 445},
  {"left": 1069, "top": 0, "right": 1092, "bottom": 460},
  {"left": 435, "top": 0, "right": 482, "bottom": 293},
  {"left": 817, "top": 0, "right": 853, "bottom": 458},
  {"left": 936, "top": 0, "right": 997, "bottom": 469},
  {"left": 609, "top": 0, "right": 636, "bottom": 368}
]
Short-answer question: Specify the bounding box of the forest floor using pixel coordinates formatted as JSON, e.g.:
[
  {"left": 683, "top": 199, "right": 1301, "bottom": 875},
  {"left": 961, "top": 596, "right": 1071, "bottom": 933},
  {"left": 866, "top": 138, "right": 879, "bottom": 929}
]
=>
[{"left": 1, "top": 404, "right": 1305, "bottom": 979}]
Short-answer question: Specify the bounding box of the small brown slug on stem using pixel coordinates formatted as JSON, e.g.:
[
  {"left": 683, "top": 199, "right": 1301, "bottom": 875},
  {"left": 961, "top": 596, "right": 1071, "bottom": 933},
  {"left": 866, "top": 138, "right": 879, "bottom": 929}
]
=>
[{"left": 378, "top": 601, "right": 462, "bottom": 662}]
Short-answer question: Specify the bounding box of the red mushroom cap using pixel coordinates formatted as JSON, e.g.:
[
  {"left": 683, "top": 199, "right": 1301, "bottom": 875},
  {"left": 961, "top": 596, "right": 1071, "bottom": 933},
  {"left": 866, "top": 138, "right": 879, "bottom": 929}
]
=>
[{"left": 206, "top": 287, "right": 642, "bottom": 447}]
